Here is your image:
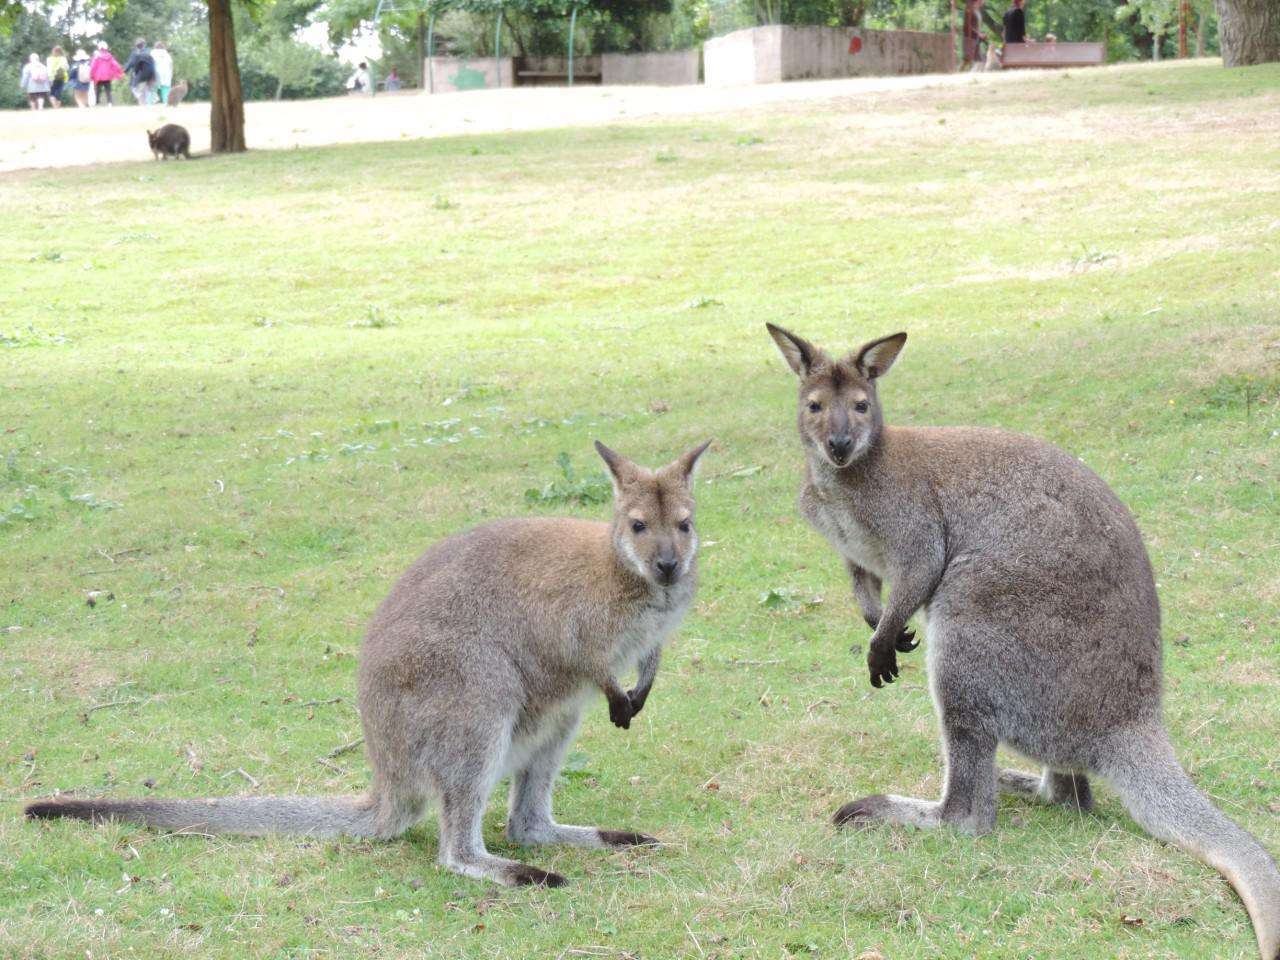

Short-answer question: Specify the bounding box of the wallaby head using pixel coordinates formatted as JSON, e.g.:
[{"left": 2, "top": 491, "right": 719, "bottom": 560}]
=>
[
  {"left": 594, "top": 439, "right": 711, "bottom": 587},
  {"left": 766, "top": 324, "right": 907, "bottom": 468}
]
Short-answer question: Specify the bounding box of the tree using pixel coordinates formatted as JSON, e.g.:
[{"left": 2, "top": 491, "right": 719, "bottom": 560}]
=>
[
  {"left": 208, "top": 0, "right": 246, "bottom": 151},
  {"left": 1117, "top": 0, "right": 1179, "bottom": 58},
  {"left": 1215, "top": 0, "right": 1278, "bottom": 64}
]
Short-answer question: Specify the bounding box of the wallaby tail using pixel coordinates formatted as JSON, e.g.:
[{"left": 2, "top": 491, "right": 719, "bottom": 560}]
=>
[
  {"left": 1099, "top": 724, "right": 1280, "bottom": 960},
  {"left": 25, "top": 793, "right": 382, "bottom": 838}
]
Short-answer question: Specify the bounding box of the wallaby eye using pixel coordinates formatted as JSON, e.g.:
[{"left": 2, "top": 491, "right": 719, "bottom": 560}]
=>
[
  {"left": 854, "top": 401, "right": 869, "bottom": 413},
  {"left": 631, "top": 520, "right": 646, "bottom": 534},
  {"left": 808, "top": 401, "right": 822, "bottom": 413},
  {"left": 678, "top": 520, "right": 691, "bottom": 534}
]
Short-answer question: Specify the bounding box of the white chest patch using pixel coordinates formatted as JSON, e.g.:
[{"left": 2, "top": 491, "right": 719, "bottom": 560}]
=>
[
  {"left": 803, "top": 489, "right": 888, "bottom": 578},
  {"left": 610, "top": 595, "right": 690, "bottom": 674}
]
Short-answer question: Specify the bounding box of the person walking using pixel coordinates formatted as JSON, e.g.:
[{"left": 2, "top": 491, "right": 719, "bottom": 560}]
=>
[
  {"left": 47, "top": 45, "right": 69, "bottom": 106},
  {"left": 19, "top": 53, "right": 51, "bottom": 110},
  {"left": 151, "top": 41, "right": 173, "bottom": 107},
  {"left": 346, "top": 61, "right": 372, "bottom": 95},
  {"left": 90, "top": 42, "right": 123, "bottom": 106},
  {"left": 122, "top": 39, "right": 157, "bottom": 105},
  {"left": 68, "top": 48, "right": 92, "bottom": 107}
]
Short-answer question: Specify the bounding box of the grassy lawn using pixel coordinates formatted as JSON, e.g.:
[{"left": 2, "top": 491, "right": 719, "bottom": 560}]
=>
[{"left": 2, "top": 60, "right": 1278, "bottom": 959}]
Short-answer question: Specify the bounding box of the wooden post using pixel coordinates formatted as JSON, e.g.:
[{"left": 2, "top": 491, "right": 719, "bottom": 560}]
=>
[
  {"left": 950, "top": 0, "right": 958, "bottom": 69},
  {"left": 494, "top": 10, "right": 502, "bottom": 87}
]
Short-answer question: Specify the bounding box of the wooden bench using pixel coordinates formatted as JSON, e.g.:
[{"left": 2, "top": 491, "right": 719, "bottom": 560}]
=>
[
  {"left": 515, "top": 70, "right": 602, "bottom": 84},
  {"left": 1001, "top": 41, "right": 1105, "bottom": 68}
]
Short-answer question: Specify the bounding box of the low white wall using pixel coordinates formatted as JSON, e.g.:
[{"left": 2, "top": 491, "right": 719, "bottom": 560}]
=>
[
  {"left": 706, "top": 25, "right": 953, "bottom": 85},
  {"left": 601, "top": 50, "right": 700, "bottom": 86},
  {"left": 425, "top": 56, "right": 515, "bottom": 93}
]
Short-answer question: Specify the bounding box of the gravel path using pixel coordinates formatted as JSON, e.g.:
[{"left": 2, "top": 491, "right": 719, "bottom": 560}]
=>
[{"left": 0, "top": 63, "right": 1172, "bottom": 174}]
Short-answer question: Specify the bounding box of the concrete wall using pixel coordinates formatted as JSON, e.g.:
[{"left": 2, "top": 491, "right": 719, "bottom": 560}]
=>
[
  {"left": 601, "top": 50, "right": 701, "bottom": 86},
  {"left": 425, "top": 56, "right": 514, "bottom": 94},
  {"left": 705, "top": 25, "right": 953, "bottom": 86}
]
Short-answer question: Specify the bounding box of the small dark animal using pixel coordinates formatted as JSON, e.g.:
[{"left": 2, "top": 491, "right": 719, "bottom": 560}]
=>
[
  {"left": 167, "top": 79, "right": 189, "bottom": 106},
  {"left": 148, "top": 124, "right": 190, "bottom": 160}
]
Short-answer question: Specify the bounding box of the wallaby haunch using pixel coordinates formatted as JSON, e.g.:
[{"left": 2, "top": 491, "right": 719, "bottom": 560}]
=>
[
  {"left": 766, "top": 323, "right": 1280, "bottom": 959},
  {"left": 147, "top": 123, "right": 190, "bottom": 160},
  {"left": 27, "top": 440, "right": 711, "bottom": 888}
]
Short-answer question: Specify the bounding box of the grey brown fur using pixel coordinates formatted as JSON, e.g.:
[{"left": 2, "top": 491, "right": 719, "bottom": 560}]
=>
[
  {"left": 27, "top": 440, "right": 711, "bottom": 888},
  {"left": 766, "top": 323, "right": 1280, "bottom": 960},
  {"left": 147, "top": 124, "right": 190, "bottom": 160}
]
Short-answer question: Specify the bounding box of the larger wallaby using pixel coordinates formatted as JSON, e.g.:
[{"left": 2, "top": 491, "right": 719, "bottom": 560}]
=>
[
  {"left": 27, "top": 440, "right": 711, "bottom": 888},
  {"left": 766, "top": 323, "right": 1280, "bottom": 959}
]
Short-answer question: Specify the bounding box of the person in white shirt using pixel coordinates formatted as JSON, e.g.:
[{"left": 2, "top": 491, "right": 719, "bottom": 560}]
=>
[{"left": 151, "top": 41, "right": 174, "bottom": 106}]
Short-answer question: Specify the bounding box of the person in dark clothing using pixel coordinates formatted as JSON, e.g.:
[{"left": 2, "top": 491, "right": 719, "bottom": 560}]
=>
[
  {"left": 122, "top": 38, "right": 157, "bottom": 105},
  {"left": 1003, "top": 0, "right": 1028, "bottom": 44}
]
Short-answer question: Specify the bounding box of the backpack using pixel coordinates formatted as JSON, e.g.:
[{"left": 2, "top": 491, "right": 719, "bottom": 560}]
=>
[
  {"left": 29, "top": 62, "right": 49, "bottom": 84},
  {"left": 76, "top": 61, "right": 90, "bottom": 84},
  {"left": 134, "top": 52, "right": 155, "bottom": 82}
]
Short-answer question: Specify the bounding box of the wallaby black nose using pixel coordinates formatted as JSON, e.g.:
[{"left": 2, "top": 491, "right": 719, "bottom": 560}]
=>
[
  {"left": 656, "top": 559, "right": 678, "bottom": 579},
  {"left": 828, "top": 436, "right": 853, "bottom": 460}
]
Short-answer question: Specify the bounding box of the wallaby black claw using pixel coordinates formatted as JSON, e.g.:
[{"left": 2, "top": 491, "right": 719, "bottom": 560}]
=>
[
  {"left": 608, "top": 691, "right": 634, "bottom": 729},
  {"left": 833, "top": 795, "right": 892, "bottom": 827},
  {"left": 508, "top": 865, "right": 567, "bottom": 887},
  {"left": 868, "top": 643, "right": 899, "bottom": 688},
  {"left": 598, "top": 829, "right": 659, "bottom": 847},
  {"left": 627, "top": 683, "right": 652, "bottom": 717},
  {"left": 895, "top": 628, "right": 919, "bottom": 653}
]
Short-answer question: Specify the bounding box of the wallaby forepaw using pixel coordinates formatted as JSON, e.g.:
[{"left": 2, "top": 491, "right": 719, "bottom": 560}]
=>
[
  {"left": 626, "top": 685, "right": 651, "bottom": 717},
  {"left": 894, "top": 628, "right": 919, "bottom": 653},
  {"left": 507, "top": 864, "right": 567, "bottom": 887},
  {"left": 598, "top": 829, "right": 659, "bottom": 847},
  {"left": 867, "top": 643, "right": 900, "bottom": 688},
  {"left": 608, "top": 692, "right": 634, "bottom": 729},
  {"left": 833, "top": 794, "right": 893, "bottom": 827}
]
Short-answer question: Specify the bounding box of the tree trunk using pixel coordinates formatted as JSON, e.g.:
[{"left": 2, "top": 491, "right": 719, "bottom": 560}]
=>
[
  {"left": 416, "top": 13, "right": 425, "bottom": 89},
  {"left": 208, "top": 0, "right": 246, "bottom": 153},
  {"left": 274, "top": 78, "right": 284, "bottom": 100},
  {"left": 1215, "top": 0, "right": 1280, "bottom": 64},
  {"left": 1195, "top": 12, "right": 1207, "bottom": 55}
]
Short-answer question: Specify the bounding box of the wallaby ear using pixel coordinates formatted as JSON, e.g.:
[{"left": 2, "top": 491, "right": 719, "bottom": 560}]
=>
[
  {"left": 594, "top": 440, "right": 639, "bottom": 496},
  {"left": 670, "top": 439, "right": 712, "bottom": 488},
  {"left": 766, "top": 323, "right": 817, "bottom": 376},
  {"left": 854, "top": 332, "right": 907, "bottom": 380}
]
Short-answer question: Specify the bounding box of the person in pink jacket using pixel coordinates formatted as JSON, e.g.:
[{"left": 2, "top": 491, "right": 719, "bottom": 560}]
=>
[{"left": 89, "top": 41, "right": 123, "bottom": 106}]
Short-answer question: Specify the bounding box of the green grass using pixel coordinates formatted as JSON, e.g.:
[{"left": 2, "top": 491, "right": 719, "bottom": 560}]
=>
[{"left": 2, "top": 61, "right": 1279, "bottom": 959}]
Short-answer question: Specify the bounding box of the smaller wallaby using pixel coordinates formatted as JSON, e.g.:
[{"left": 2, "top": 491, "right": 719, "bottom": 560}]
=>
[
  {"left": 766, "top": 324, "right": 1280, "bottom": 959},
  {"left": 27, "top": 440, "right": 711, "bottom": 887},
  {"left": 147, "top": 124, "right": 190, "bottom": 160},
  {"left": 166, "top": 79, "right": 189, "bottom": 107}
]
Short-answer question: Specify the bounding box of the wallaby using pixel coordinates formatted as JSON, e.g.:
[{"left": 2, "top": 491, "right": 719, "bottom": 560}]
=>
[
  {"left": 147, "top": 123, "right": 190, "bottom": 160},
  {"left": 27, "top": 440, "right": 711, "bottom": 888},
  {"left": 766, "top": 323, "right": 1280, "bottom": 959}
]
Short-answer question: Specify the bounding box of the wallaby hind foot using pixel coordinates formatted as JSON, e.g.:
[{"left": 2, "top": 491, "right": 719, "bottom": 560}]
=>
[
  {"left": 835, "top": 719, "right": 997, "bottom": 836},
  {"left": 998, "top": 768, "right": 1094, "bottom": 812}
]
